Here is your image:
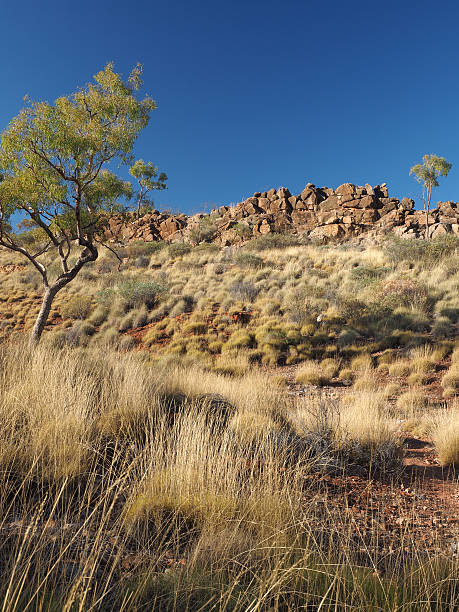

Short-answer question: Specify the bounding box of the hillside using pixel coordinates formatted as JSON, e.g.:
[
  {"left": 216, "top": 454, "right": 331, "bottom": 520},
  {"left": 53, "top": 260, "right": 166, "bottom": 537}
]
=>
[{"left": 0, "top": 204, "right": 458, "bottom": 609}]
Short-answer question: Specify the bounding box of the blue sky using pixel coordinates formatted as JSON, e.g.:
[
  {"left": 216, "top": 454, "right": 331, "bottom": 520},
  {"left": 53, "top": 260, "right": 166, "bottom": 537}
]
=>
[{"left": 1, "top": 0, "right": 458, "bottom": 214}]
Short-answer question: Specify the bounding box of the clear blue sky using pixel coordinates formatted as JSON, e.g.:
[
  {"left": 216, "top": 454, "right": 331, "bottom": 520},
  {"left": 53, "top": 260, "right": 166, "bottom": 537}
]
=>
[{"left": 1, "top": 0, "right": 458, "bottom": 214}]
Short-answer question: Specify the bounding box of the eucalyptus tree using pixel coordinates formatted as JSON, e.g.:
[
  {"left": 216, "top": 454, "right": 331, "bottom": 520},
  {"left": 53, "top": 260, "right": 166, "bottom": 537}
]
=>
[
  {"left": 129, "top": 159, "right": 167, "bottom": 218},
  {"left": 0, "top": 63, "right": 158, "bottom": 345},
  {"left": 410, "top": 154, "right": 452, "bottom": 239}
]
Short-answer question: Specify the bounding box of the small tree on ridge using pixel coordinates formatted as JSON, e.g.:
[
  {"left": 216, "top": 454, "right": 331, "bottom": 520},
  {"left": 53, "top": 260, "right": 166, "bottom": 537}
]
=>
[{"left": 409, "top": 154, "right": 452, "bottom": 239}]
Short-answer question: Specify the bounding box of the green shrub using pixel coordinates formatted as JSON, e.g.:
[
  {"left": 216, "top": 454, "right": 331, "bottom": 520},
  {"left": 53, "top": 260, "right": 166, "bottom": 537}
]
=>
[
  {"left": 384, "top": 235, "right": 459, "bottom": 267},
  {"left": 376, "top": 278, "right": 431, "bottom": 311},
  {"left": 233, "top": 222, "right": 253, "bottom": 239},
  {"left": 350, "top": 265, "right": 389, "bottom": 287},
  {"left": 126, "top": 241, "right": 164, "bottom": 258},
  {"left": 117, "top": 279, "right": 166, "bottom": 309},
  {"left": 189, "top": 216, "right": 218, "bottom": 244},
  {"left": 228, "top": 281, "right": 259, "bottom": 302},
  {"left": 223, "top": 330, "right": 253, "bottom": 351},
  {"left": 295, "top": 360, "right": 333, "bottom": 386},
  {"left": 60, "top": 295, "right": 93, "bottom": 320},
  {"left": 87, "top": 305, "right": 109, "bottom": 326},
  {"left": 234, "top": 252, "right": 264, "bottom": 269},
  {"left": 245, "top": 233, "right": 300, "bottom": 251},
  {"left": 182, "top": 321, "right": 207, "bottom": 335},
  {"left": 168, "top": 242, "right": 191, "bottom": 258}
]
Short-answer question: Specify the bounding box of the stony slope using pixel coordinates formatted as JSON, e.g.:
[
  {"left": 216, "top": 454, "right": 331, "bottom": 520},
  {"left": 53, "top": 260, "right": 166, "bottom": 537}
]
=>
[{"left": 105, "top": 181, "right": 459, "bottom": 245}]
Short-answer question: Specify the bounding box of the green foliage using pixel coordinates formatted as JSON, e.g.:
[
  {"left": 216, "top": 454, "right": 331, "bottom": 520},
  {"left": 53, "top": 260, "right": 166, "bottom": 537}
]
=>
[
  {"left": 60, "top": 295, "right": 93, "bottom": 320},
  {"left": 234, "top": 252, "right": 264, "bottom": 268},
  {"left": 410, "top": 154, "right": 452, "bottom": 190},
  {"left": 384, "top": 235, "right": 459, "bottom": 267},
  {"left": 409, "top": 154, "right": 452, "bottom": 238},
  {"left": 245, "top": 233, "right": 300, "bottom": 251},
  {"left": 349, "top": 265, "right": 389, "bottom": 287},
  {"left": 233, "top": 222, "right": 253, "bottom": 239},
  {"left": 129, "top": 159, "right": 167, "bottom": 217},
  {"left": 228, "top": 280, "right": 259, "bottom": 302},
  {"left": 117, "top": 279, "right": 166, "bottom": 309},
  {"left": 0, "top": 63, "right": 161, "bottom": 343},
  {"left": 189, "top": 216, "right": 218, "bottom": 244},
  {"left": 126, "top": 240, "right": 165, "bottom": 258},
  {"left": 168, "top": 242, "right": 191, "bottom": 258}
]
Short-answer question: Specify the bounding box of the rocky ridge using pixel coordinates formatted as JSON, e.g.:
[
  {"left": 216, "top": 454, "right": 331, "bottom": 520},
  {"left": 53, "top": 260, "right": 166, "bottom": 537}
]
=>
[{"left": 105, "top": 182, "right": 459, "bottom": 245}]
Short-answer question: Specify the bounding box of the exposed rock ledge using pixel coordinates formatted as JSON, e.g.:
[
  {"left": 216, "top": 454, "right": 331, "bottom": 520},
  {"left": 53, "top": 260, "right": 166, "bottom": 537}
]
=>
[{"left": 104, "top": 182, "right": 459, "bottom": 245}]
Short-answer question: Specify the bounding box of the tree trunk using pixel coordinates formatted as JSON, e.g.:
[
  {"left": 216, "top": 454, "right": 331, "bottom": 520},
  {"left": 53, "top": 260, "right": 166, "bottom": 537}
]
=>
[
  {"left": 29, "top": 286, "right": 58, "bottom": 347},
  {"left": 425, "top": 183, "right": 432, "bottom": 240}
]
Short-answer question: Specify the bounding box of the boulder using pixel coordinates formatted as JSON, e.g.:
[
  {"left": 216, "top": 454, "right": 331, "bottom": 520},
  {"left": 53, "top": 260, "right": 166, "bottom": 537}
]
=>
[
  {"left": 336, "top": 183, "right": 357, "bottom": 196},
  {"left": 309, "top": 223, "right": 347, "bottom": 241},
  {"left": 319, "top": 195, "right": 340, "bottom": 212},
  {"left": 399, "top": 198, "right": 415, "bottom": 211},
  {"left": 257, "top": 197, "right": 270, "bottom": 212},
  {"left": 277, "top": 187, "right": 291, "bottom": 199}
]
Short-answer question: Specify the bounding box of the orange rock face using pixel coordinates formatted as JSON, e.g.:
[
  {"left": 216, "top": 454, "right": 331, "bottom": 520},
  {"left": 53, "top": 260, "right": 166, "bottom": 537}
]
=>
[{"left": 102, "top": 184, "right": 459, "bottom": 246}]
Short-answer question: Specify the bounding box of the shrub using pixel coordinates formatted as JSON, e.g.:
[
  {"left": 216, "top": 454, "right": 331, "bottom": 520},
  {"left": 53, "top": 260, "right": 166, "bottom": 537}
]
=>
[
  {"left": 60, "top": 295, "right": 93, "bottom": 320},
  {"left": 376, "top": 278, "right": 430, "bottom": 311},
  {"left": 117, "top": 279, "right": 166, "bottom": 309},
  {"left": 233, "top": 222, "right": 253, "bottom": 240},
  {"left": 441, "top": 364, "right": 459, "bottom": 393},
  {"left": 234, "top": 252, "right": 264, "bottom": 269},
  {"left": 284, "top": 289, "right": 324, "bottom": 326},
  {"left": 168, "top": 242, "right": 191, "bottom": 258},
  {"left": 64, "top": 321, "right": 96, "bottom": 346},
  {"left": 396, "top": 390, "right": 429, "bottom": 414},
  {"left": 134, "top": 255, "right": 150, "bottom": 268},
  {"left": 87, "top": 305, "right": 109, "bottom": 326},
  {"left": 388, "top": 360, "right": 411, "bottom": 377},
  {"left": 189, "top": 216, "right": 218, "bottom": 244},
  {"left": 337, "top": 392, "right": 403, "bottom": 473},
  {"left": 245, "top": 233, "right": 300, "bottom": 251},
  {"left": 126, "top": 240, "right": 164, "bottom": 258},
  {"left": 223, "top": 330, "right": 253, "bottom": 351},
  {"left": 432, "top": 407, "right": 459, "bottom": 466},
  {"left": 350, "top": 353, "right": 373, "bottom": 373},
  {"left": 384, "top": 235, "right": 459, "bottom": 267},
  {"left": 182, "top": 321, "right": 207, "bottom": 335},
  {"left": 350, "top": 265, "right": 389, "bottom": 287},
  {"left": 95, "top": 286, "right": 116, "bottom": 308},
  {"left": 228, "top": 280, "right": 259, "bottom": 302},
  {"left": 295, "top": 360, "right": 333, "bottom": 386}
]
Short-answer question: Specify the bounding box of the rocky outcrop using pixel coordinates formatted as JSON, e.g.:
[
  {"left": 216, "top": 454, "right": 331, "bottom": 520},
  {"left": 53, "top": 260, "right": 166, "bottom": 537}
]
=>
[{"left": 104, "top": 183, "right": 459, "bottom": 245}]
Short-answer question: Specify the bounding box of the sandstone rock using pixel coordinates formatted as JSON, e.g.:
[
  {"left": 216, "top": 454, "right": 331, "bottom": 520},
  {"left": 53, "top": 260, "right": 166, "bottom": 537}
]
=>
[
  {"left": 336, "top": 183, "right": 357, "bottom": 196},
  {"left": 270, "top": 198, "right": 292, "bottom": 213},
  {"left": 429, "top": 224, "right": 450, "bottom": 238},
  {"left": 291, "top": 210, "right": 316, "bottom": 229},
  {"left": 259, "top": 219, "right": 271, "bottom": 234},
  {"left": 257, "top": 198, "right": 270, "bottom": 212},
  {"left": 378, "top": 200, "right": 398, "bottom": 215},
  {"left": 319, "top": 195, "right": 340, "bottom": 212},
  {"left": 277, "top": 187, "right": 291, "bottom": 199},
  {"left": 317, "top": 210, "right": 340, "bottom": 224},
  {"left": 310, "top": 223, "right": 346, "bottom": 241},
  {"left": 399, "top": 198, "right": 415, "bottom": 211}
]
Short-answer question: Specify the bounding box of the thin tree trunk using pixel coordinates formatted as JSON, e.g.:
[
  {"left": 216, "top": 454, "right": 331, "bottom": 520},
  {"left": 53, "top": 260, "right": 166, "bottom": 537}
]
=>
[
  {"left": 425, "top": 183, "right": 431, "bottom": 240},
  {"left": 30, "top": 286, "right": 58, "bottom": 347},
  {"left": 29, "top": 246, "right": 98, "bottom": 347}
]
